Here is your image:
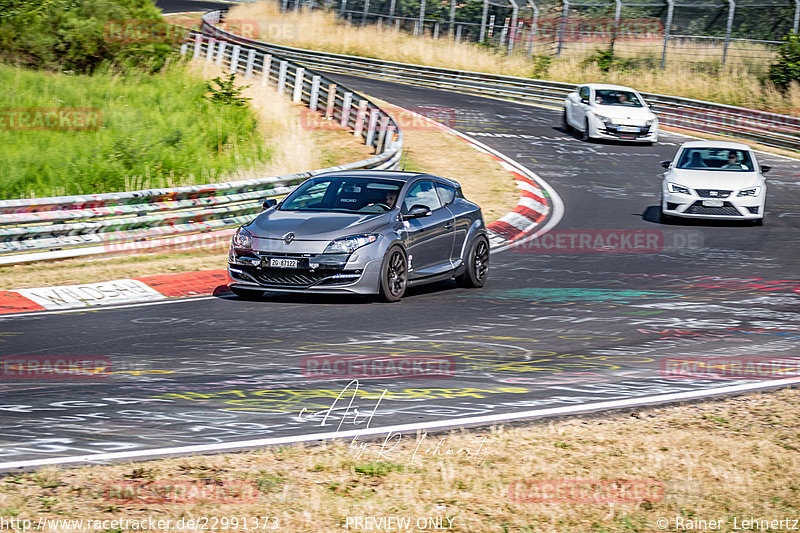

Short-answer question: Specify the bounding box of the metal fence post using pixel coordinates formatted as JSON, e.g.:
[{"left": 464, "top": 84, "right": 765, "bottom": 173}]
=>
[
  {"left": 215, "top": 40, "right": 226, "bottom": 66},
  {"left": 354, "top": 100, "right": 368, "bottom": 137},
  {"left": 340, "top": 0, "right": 347, "bottom": 15},
  {"left": 193, "top": 34, "right": 203, "bottom": 58},
  {"left": 309, "top": 75, "right": 321, "bottom": 111},
  {"left": 229, "top": 44, "right": 241, "bottom": 73},
  {"left": 456, "top": 24, "right": 462, "bottom": 42},
  {"left": 610, "top": 0, "right": 622, "bottom": 52},
  {"left": 389, "top": 0, "right": 396, "bottom": 23},
  {"left": 527, "top": 0, "right": 539, "bottom": 57},
  {"left": 480, "top": 0, "right": 489, "bottom": 41},
  {"left": 341, "top": 92, "right": 353, "bottom": 127},
  {"left": 180, "top": 42, "right": 188, "bottom": 56},
  {"left": 325, "top": 83, "right": 337, "bottom": 119},
  {"left": 434, "top": 22, "right": 440, "bottom": 39},
  {"left": 722, "top": 0, "right": 736, "bottom": 64},
  {"left": 794, "top": 0, "right": 800, "bottom": 33},
  {"left": 206, "top": 38, "right": 216, "bottom": 62},
  {"left": 418, "top": 0, "right": 426, "bottom": 36},
  {"left": 262, "top": 54, "right": 272, "bottom": 86},
  {"left": 556, "top": 0, "right": 569, "bottom": 56},
  {"left": 244, "top": 48, "right": 256, "bottom": 79},
  {"left": 449, "top": 0, "right": 456, "bottom": 36},
  {"left": 366, "top": 109, "right": 380, "bottom": 146},
  {"left": 292, "top": 67, "right": 305, "bottom": 102},
  {"left": 660, "top": 0, "right": 674, "bottom": 69},
  {"left": 277, "top": 60, "right": 288, "bottom": 94},
  {"left": 376, "top": 116, "right": 390, "bottom": 152},
  {"left": 362, "top": 0, "right": 370, "bottom": 24},
  {"left": 508, "top": 0, "right": 519, "bottom": 55},
  {"left": 500, "top": 17, "right": 509, "bottom": 47}
]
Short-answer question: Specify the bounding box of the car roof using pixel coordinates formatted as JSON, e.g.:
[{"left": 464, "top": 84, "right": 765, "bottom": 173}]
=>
[
  {"left": 313, "top": 169, "right": 461, "bottom": 188},
  {"left": 581, "top": 83, "right": 638, "bottom": 91},
  {"left": 677, "top": 140, "right": 753, "bottom": 151}
]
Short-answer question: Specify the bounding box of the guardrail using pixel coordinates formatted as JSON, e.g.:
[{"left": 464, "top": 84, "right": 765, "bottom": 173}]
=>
[
  {"left": 201, "top": 9, "right": 800, "bottom": 152},
  {"left": 0, "top": 30, "right": 403, "bottom": 265}
]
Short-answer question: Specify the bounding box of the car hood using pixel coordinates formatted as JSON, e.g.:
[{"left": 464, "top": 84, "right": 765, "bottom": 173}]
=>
[
  {"left": 594, "top": 106, "right": 654, "bottom": 123},
  {"left": 246, "top": 209, "right": 392, "bottom": 242},
  {"left": 666, "top": 169, "right": 762, "bottom": 190}
]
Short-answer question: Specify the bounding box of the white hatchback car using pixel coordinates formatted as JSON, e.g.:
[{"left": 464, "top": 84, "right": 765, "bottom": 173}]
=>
[
  {"left": 660, "top": 141, "right": 769, "bottom": 225},
  {"left": 563, "top": 83, "right": 659, "bottom": 144}
]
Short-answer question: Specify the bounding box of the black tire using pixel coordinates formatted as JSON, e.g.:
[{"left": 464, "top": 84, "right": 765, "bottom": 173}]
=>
[
  {"left": 230, "top": 286, "right": 264, "bottom": 298},
  {"left": 378, "top": 245, "right": 407, "bottom": 302},
  {"left": 456, "top": 235, "right": 490, "bottom": 288},
  {"left": 581, "top": 119, "right": 591, "bottom": 142},
  {"left": 562, "top": 110, "right": 572, "bottom": 132}
]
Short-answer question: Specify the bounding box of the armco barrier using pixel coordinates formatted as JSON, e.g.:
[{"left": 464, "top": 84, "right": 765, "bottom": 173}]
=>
[
  {"left": 200, "top": 9, "right": 800, "bottom": 152},
  {"left": 0, "top": 31, "right": 403, "bottom": 265}
]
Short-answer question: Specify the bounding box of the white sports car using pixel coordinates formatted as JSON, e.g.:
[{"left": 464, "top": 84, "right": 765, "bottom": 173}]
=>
[
  {"left": 563, "top": 83, "right": 659, "bottom": 143},
  {"left": 660, "top": 141, "right": 769, "bottom": 225}
]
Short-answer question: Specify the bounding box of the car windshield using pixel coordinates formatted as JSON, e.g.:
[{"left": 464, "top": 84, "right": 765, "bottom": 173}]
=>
[
  {"left": 594, "top": 90, "right": 643, "bottom": 107},
  {"left": 280, "top": 177, "right": 405, "bottom": 213},
  {"left": 676, "top": 148, "right": 755, "bottom": 172}
]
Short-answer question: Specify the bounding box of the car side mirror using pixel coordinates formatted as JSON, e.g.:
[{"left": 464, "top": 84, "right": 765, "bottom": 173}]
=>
[
  {"left": 760, "top": 165, "right": 771, "bottom": 173},
  {"left": 580, "top": 98, "right": 589, "bottom": 105},
  {"left": 262, "top": 198, "right": 278, "bottom": 210},
  {"left": 402, "top": 205, "right": 431, "bottom": 219},
  {"left": 660, "top": 161, "right": 671, "bottom": 169}
]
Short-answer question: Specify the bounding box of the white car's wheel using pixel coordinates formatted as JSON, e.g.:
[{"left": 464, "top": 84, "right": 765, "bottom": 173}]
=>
[
  {"left": 562, "top": 110, "right": 572, "bottom": 133},
  {"left": 581, "top": 119, "right": 591, "bottom": 142}
]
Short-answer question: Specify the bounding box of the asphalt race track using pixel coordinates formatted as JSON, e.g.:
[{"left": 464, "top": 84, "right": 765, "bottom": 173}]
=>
[{"left": 1, "top": 5, "right": 799, "bottom": 468}]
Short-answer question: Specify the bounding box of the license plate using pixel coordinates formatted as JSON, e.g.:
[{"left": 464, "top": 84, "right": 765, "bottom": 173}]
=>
[
  {"left": 618, "top": 126, "right": 640, "bottom": 133},
  {"left": 702, "top": 199, "right": 724, "bottom": 207},
  {"left": 269, "top": 258, "right": 298, "bottom": 269}
]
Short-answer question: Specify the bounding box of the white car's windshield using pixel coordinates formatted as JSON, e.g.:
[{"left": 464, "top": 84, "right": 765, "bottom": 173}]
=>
[
  {"left": 594, "top": 90, "right": 643, "bottom": 107},
  {"left": 280, "top": 177, "right": 404, "bottom": 213},
  {"left": 676, "top": 148, "right": 755, "bottom": 172}
]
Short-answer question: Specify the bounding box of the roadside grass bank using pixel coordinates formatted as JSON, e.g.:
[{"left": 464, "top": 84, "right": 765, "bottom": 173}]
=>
[
  {"left": 229, "top": 1, "right": 800, "bottom": 112},
  {"left": 0, "top": 62, "right": 269, "bottom": 199},
  {"left": 1, "top": 387, "right": 798, "bottom": 531}
]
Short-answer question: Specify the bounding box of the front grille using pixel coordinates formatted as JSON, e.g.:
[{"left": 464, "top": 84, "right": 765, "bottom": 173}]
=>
[
  {"left": 236, "top": 264, "right": 359, "bottom": 288},
  {"left": 603, "top": 126, "right": 650, "bottom": 138},
  {"left": 695, "top": 189, "right": 732, "bottom": 198},
  {"left": 684, "top": 201, "right": 742, "bottom": 216}
]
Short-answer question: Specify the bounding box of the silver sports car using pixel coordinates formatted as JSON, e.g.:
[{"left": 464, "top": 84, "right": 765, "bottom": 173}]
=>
[{"left": 228, "top": 170, "right": 489, "bottom": 301}]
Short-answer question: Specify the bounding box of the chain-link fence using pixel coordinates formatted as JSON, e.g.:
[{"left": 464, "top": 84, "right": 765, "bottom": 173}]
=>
[{"left": 283, "top": 0, "right": 797, "bottom": 69}]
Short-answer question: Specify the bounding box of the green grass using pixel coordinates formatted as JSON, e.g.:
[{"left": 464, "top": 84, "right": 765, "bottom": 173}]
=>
[{"left": 0, "top": 62, "right": 270, "bottom": 199}]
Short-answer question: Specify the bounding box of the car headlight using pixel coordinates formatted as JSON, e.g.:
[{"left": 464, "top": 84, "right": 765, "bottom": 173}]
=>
[
  {"left": 596, "top": 114, "right": 614, "bottom": 125},
  {"left": 667, "top": 183, "right": 691, "bottom": 195},
  {"left": 232, "top": 227, "right": 253, "bottom": 250},
  {"left": 323, "top": 234, "right": 378, "bottom": 254},
  {"left": 645, "top": 119, "right": 655, "bottom": 127},
  {"left": 737, "top": 186, "right": 760, "bottom": 197}
]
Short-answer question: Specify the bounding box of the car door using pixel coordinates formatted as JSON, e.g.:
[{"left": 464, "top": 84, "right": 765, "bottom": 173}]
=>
[
  {"left": 435, "top": 182, "right": 466, "bottom": 264},
  {"left": 401, "top": 179, "right": 455, "bottom": 277}
]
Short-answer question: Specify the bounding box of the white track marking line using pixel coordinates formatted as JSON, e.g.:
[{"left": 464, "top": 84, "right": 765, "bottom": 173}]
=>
[{"left": 3, "top": 376, "right": 799, "bottom": 470}]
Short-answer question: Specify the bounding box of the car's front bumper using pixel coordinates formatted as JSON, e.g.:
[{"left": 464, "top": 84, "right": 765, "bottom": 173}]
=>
[
  {"left": 228, "top": 249, "right": 383, "bottom": 294},
  {"left": 594, "top": 123, "right": 658, "bottom": 142},
  {"left": 662, "top": 189, "right": 765, "bottom": 220}
]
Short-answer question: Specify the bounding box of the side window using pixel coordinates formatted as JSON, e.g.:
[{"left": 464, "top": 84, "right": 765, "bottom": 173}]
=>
[
  {"left": 436, "top": 183, "right": 457, "bottom": 206},
  {"left": 403, "top": 180, "right": 442, "bottom": 212},
  {"left": 578, "top": 87, "right": 590, "bottom": 101}
]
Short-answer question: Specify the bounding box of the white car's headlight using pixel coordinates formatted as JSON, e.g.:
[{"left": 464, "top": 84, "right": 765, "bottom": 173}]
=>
[
  {"left": 324, "top": 234, "right": 378, "bottom": 254},
  {"left": 737, "top": 186, "right": 760, "bottom": 197},
  {"left": 645, "top": 119, "right": 655, "bottom": 127},
  {"left": 232, "top": 227, "right": 253, "bottom": 250},
  {"left": 596, "top": 114, "right": 614, "bottom": 125},
  {"left": 667, "top": 183, "right": 691, "bottom": 195}
]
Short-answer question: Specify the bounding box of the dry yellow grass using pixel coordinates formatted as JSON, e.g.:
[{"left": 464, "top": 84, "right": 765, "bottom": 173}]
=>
[
  {"left": 1, "top": 388, "right": 798, "bottom": 532},
  {"left": 229, "top": 1, "right": 800, "bottom": 113}
]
